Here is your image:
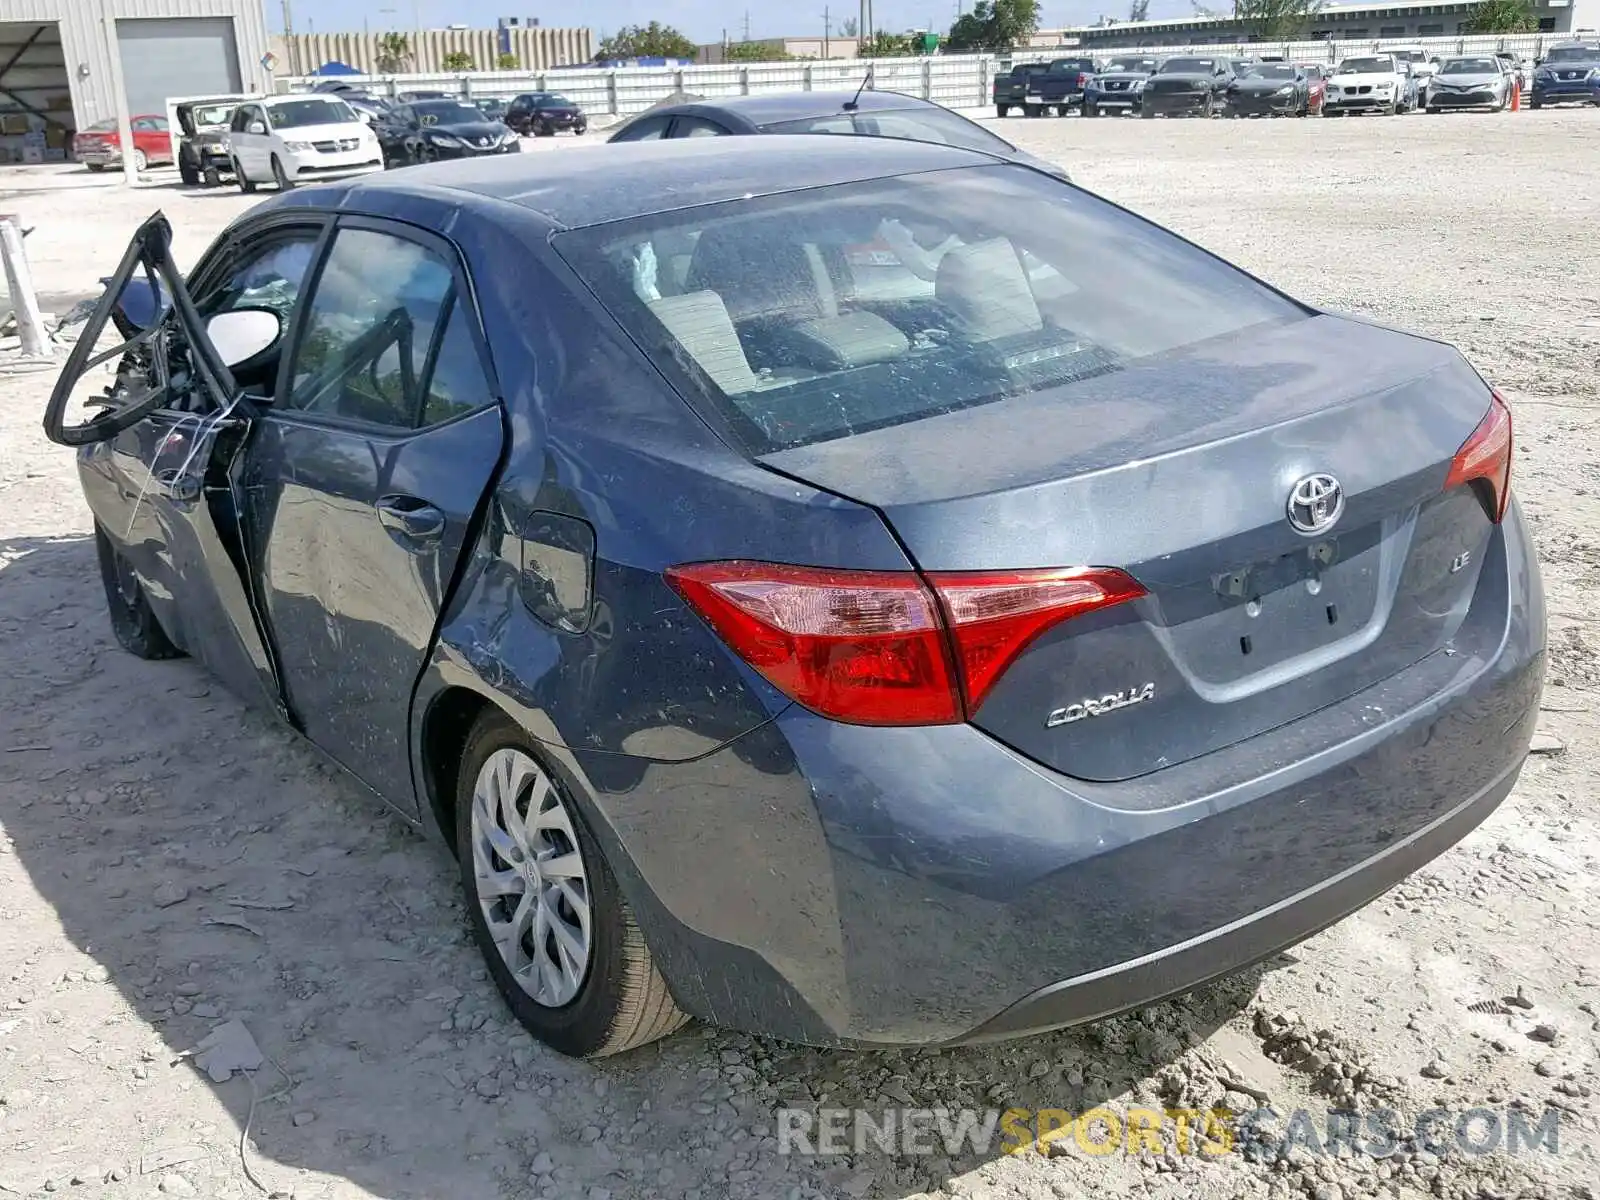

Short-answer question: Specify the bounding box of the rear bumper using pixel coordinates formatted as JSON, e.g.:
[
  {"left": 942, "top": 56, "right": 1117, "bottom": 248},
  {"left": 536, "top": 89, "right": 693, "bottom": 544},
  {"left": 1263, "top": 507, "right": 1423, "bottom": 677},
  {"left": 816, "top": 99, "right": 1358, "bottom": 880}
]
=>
[{"left": 579, "top": 502, "right": 1545, "bottom": 1047}]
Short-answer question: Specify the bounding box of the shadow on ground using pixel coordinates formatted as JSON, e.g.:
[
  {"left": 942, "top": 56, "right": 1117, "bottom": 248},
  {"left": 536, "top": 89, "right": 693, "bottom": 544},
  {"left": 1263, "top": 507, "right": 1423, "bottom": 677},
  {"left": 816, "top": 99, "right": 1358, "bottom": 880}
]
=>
[{"left": 0, "top": 533, "right": 1263, "bottom": 1200}]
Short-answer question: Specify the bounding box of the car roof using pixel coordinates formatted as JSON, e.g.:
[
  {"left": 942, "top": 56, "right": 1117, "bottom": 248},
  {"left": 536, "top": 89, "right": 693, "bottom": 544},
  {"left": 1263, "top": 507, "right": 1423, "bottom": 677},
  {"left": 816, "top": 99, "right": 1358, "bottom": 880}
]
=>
[
  {"left": 339, "top": 133, "right": 991, "bottom": 229},
  {"left": 654, "top": 89, "right": 937, "bottom": 124}
]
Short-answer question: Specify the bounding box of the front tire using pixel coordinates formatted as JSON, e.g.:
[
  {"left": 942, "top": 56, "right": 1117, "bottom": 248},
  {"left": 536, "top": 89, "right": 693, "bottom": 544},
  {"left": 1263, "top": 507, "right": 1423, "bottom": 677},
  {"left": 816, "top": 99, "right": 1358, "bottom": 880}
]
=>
[
  {"left": 178, "top": 154, "right": 200, "bottom": 185},
  {"left": 85, "top": 162, "right": 106, "bottom": 173},
  {"left": 233, "top": 158, "right": 256, "bottom": 193},
  {"left": 456, "top": 711, "right": 689, "bottom": 1058},
  {"left": 270, "top": 155, "right": 294, "bottom": 190},
  {"left": 95, "top": 527, "right": 182, "bottom": 661}
]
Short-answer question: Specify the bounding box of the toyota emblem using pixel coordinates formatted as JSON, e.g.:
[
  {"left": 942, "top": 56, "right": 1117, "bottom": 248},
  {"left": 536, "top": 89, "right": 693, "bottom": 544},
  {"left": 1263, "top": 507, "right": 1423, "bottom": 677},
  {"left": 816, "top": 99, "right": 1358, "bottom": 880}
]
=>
[{"left": 1287, "top": 473, "right": 1344, "bottom": 535}]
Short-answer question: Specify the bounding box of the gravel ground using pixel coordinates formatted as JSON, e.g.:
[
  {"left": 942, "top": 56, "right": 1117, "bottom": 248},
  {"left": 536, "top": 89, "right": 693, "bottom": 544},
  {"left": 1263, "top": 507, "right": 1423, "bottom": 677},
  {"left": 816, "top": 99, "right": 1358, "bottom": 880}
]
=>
[{"left": 1, "top": 112, "right": 1597, "bottom": 1200}]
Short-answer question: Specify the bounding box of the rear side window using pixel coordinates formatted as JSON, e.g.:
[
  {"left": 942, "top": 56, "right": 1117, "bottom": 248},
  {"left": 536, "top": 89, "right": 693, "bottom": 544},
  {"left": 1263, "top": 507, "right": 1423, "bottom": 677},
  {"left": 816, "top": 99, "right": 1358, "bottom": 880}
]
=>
[
  {"left": 556, "top": 166, "right": 1302, "bottom": 454},
  {"left": 286, "top": 228, "right": 456, "bottom": 428}
]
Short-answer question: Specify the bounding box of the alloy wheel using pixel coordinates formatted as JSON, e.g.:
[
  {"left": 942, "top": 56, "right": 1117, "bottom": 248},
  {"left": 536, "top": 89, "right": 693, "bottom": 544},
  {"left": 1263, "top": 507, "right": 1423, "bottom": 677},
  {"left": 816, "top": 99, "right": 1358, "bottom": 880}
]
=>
[{"left": 469, "top": 748, "right": 593, "bottom": 1008}]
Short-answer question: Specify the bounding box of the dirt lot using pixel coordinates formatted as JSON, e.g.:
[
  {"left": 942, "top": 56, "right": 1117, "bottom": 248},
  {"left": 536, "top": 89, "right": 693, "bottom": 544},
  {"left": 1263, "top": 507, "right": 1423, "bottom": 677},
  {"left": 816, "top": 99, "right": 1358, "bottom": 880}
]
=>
[{"left": 1, "top": 111, "right": 1598, "bottom": 1200}]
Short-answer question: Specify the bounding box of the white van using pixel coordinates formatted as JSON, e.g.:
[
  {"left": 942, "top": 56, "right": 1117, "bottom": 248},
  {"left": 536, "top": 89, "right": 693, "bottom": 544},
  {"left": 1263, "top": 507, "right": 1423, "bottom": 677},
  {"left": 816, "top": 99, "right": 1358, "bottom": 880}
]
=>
[{"left": 227, "top": 94, "right": 383, "bottom": 192}]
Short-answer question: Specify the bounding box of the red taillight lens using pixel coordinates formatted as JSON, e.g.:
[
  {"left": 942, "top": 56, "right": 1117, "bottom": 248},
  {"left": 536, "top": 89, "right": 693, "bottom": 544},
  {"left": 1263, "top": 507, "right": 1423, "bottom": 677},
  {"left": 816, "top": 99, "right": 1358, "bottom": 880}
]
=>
[
  {"left": 664, "top": 562, "right": 960, "bottom": 725},
  {"left": 1443, "top": 389, "right": 1513, "bottom": 523},
  {"left": 929, "top": 567, "right": 1146, "bottom": 713},
  {"left": 1077, "top": 73, "right": 1089, "bottom": 87},
  {"left": 666, "top": 561, "right": 1145, "bottom": 726}
]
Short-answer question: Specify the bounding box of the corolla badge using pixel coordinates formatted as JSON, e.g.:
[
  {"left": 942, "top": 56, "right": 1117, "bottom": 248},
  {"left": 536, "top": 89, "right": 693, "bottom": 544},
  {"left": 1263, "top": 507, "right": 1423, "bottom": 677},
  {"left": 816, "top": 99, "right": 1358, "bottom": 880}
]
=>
[{"left": 1046, "top": 683, "right": 1156, "bottom": 728}]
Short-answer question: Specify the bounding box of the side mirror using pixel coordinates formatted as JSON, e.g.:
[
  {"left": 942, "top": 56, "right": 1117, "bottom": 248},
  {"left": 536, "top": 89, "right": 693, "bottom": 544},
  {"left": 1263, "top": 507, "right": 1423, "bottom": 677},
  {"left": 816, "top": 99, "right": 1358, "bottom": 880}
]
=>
[
  {"left": 206, "top": 308, "right": 282, "bottom": 368},
  {"left": 247, "top": 121, "right": 266, "bottom": 135}
]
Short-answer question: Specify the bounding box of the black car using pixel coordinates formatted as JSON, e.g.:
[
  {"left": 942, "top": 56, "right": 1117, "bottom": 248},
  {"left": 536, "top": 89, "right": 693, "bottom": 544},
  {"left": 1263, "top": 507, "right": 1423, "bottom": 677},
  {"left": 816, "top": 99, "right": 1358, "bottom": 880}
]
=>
[
  {"left": 374, "top": 100, "right": 520, "bottom": 166},
  {"left": 505, "top": 92, "right": 588, "bottom": 136},
  {"left": 474, "top": 97, "right": 509, "bottom": 121},
  {"left": 1141, "top": 55, "right": 1235, "bottom": 118},
  {"left": 1225, "top": 63, "right": 1312, "bottom": 117},
  {"left": 606, "top": 89, "right": 1068, "bottom": 180}
]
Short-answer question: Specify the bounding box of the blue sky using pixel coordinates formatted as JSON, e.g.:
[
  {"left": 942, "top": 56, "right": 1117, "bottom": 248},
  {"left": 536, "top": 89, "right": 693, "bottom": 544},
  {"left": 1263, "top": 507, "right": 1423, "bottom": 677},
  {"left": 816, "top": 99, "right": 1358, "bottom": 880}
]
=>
[{"left": 272, "top": 1, "right": 1199, "bottom": 42}]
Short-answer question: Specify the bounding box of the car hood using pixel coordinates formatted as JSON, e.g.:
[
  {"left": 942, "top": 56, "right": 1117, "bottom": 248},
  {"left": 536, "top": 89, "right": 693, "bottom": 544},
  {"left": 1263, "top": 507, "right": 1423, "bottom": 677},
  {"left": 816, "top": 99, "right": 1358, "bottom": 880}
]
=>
[
  {"left": 1432, "top": 72, "right": 1502, "bottom": 86},
  {"left": 426, "top": 120, "right": 511, "bottom": 139},
  {"left": 273, "top": 122, "right": 367, "bottom": 140}
]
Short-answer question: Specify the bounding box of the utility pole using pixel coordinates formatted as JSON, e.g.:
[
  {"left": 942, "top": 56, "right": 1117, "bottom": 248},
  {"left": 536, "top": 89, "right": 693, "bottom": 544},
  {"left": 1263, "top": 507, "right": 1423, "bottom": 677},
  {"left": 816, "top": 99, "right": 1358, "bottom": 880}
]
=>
[
  {"left": 95, "top": 0, "right": 137, "bottom": 187},
  {"left": 742, "top": 10, "right": 750, "bottom": 41},
  {"left": 281, "top": 0, "right": 294, "bottom": 35},
  {"left": 822, "top": 5, "right": 830, "bottom": 58}
]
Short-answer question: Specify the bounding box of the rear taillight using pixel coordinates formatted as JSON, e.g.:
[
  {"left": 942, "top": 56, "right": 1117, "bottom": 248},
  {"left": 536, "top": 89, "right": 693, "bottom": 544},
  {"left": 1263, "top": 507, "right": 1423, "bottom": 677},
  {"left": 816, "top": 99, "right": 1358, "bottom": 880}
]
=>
[
  {"left": 1077, "top": 73, "right": 1089, "bottom": 87},
  {"left": 665, "top": 561, "right": 1144, "bottom": 726},
  {"left": 1444, "top": 389, "right": 1513, "bottom": 523}
]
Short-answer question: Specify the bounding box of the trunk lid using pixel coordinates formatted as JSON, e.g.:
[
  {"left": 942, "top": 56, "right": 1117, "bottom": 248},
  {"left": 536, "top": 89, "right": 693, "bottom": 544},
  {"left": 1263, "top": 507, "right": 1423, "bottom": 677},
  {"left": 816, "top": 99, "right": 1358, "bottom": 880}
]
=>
[{"left": 759, "top": 314, "right": 1503, "bottom": 781}]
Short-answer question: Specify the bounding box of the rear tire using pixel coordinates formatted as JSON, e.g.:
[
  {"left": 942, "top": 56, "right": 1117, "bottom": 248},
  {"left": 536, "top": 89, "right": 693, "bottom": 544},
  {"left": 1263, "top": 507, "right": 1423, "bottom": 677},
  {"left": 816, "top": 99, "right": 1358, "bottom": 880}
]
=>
[
  {"left": 132, "top": 148, "right": 148, "bottom": 172},
  {"left": 95, "top": 527, "right": 182, "bottom": 661},
  {"left": 1083, "top": 103, "right": 1098, "bottom": 117},
  {"left": 456, "top": 711, "right": 689, "bottom": 1058},
  {"left": 996, "top": 103, "right": 1009, "bottom": 118}
]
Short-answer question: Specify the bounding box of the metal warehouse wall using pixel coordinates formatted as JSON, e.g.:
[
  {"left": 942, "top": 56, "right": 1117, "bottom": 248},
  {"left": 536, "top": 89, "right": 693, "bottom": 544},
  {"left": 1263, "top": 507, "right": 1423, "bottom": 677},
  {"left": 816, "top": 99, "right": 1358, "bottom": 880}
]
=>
[
  {"left": 0, "top": 0, "right": 271, "bottom": 128},
  {"left": 271, "top": 27, "right": 594, "bottom": 76}
]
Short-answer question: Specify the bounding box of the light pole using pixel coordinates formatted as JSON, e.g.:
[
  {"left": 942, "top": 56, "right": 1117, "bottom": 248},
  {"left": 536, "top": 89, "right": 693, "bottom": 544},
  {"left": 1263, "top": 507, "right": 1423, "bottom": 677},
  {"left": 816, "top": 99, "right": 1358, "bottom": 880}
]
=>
[{"left": 96, "top": 0, "right": 138, "bottom": 187}]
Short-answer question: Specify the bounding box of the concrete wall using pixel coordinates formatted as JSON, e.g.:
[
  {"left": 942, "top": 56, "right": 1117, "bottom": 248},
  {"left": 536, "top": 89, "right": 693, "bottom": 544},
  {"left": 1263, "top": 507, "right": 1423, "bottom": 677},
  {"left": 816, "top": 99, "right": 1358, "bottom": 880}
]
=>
[
  {"left": 271, "top": 27, "right": 593, "bottom": 76},
  {"left": 0, "top": 0, "right": 270, "bottom": 129}
]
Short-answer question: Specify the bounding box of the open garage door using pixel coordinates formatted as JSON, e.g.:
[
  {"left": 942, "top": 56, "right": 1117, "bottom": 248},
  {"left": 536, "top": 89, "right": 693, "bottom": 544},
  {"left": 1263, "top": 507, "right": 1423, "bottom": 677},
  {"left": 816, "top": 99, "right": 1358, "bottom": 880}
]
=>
[
  {"left": 116, "top": 17, "right": 242, "bottom": 118},
  {"left": 0, "top": 22, "right": 74, "bottom": 162}
]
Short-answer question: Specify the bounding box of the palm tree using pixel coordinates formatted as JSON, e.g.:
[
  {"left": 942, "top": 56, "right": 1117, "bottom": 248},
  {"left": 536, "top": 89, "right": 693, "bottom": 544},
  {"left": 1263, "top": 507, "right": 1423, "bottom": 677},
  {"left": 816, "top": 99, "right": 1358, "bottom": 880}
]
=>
[{"left": 375, "top": 32, "right": 412, "bottom": 73}]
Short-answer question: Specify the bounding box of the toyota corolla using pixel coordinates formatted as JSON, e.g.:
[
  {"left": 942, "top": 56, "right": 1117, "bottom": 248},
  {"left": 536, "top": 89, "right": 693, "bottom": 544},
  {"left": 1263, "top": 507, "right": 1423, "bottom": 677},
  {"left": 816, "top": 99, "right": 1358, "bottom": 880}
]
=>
[{"left": 46, "top": 136, "right": 1544, "bottom": 1058}]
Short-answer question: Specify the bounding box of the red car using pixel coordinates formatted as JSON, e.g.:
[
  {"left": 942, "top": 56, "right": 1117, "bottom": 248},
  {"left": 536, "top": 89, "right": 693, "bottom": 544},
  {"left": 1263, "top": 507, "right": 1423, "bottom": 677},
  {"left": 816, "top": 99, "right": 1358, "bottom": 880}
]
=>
[
  {"left": 1296, "top": 63, "right": 1329, "bottom": 114},
  {"left": 73, "top": 114, "right": 174, "bottom": 172}
]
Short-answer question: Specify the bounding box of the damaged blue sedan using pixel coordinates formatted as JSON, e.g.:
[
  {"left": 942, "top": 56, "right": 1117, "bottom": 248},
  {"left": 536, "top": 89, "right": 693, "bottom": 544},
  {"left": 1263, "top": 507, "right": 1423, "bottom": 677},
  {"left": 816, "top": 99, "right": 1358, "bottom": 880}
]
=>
[{"left": 46, "top": 136, "right": 1543, "bottom": 1058}]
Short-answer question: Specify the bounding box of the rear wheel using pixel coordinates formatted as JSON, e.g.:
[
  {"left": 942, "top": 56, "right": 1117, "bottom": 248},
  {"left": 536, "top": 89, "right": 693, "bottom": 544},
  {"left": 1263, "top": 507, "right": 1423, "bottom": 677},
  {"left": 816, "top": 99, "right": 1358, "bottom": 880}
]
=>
[
  {"left": 95, "top": 527, "right": 182, "bottom": 661},
  {"left": 456, "top": 711, "right": 689, "bottom": 1058},
  {"left": 132, "top": 148, "right": 148, "bottom": 172},
  {"left": 996, "top": 103, "right": 1009, "bottom": 118},
  {"left": 270, "top": 155, "right": 294, "bottom": 190},
  {"left": 1083, "top": 102, "right": 1098, "bottom": 117}
]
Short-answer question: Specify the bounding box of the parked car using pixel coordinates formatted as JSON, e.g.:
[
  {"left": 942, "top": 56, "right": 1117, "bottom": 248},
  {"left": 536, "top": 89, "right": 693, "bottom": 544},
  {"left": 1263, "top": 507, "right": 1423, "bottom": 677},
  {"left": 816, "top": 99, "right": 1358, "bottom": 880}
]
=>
[
  {"left": 1227, "top": 57, "right": 1260, "bottom": 78},
  {"left": 170, "top": 95, "right": 246, "bottom": 187},
  {"left": 47, "top": 134, "right": 1541, "bottom": 1059},
  {"left": 1494, "top": 52, "right": 1530, "bottom": 94},
  {"left": 1425, "top": 56, "right": 1514, "bottom": 112},
  {"left": 1294, "top": 63, "right": 1329, "bottom": 114},
  {"left": 1324, "top": 54, "right": 1408, "bottom": 115},
  {"left": 1082, "top": 55, "right": 1160, "bottom": 116},
  {"left": 1140, "top": 55, "right": 1234, "bottom": 118},
  {"left": 605, "top": 90, "right": 1069, "bottom": 180},
  {"left": 1024, "top": 56, "right": 1100, "bottom": 116},
  {"left": 73, "top": 115, "right": 173, "bottom": 173},
  {"left": 474, "top": 97, "right": 509, "bottom": 121},
  {"left": 226, "top": 95, "right": 383, "bottom": 192},
  {"left": 505, "top": 91, "right": 588, "bottom": 136},
  {"left": 1225, "top": 63, "right": 1312, "bottom": 117},
  {"left": 1530, "top": 42, "right": 1600, "bottom": 108},
  {"left": 1390, "top": 47, "right": 1438, "bottom": 96},
  {"left": 396, "top": 90, "right": 452, "bottom": 102},
  {"left": 375, "top": 99, "right": 520, "bottom": 165},
  {"left": 992, "top": 62, "right": 1051, "bottom": 116}
]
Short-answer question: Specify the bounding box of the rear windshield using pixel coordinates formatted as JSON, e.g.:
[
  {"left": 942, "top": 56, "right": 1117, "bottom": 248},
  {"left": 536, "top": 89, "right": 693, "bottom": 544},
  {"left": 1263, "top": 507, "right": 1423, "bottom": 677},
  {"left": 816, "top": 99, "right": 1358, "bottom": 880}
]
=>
[
  {"left": 762, "top": 107, "right": 1015, "bottom": 155},
  {"left": 1049, "top": 59, "right": 1096, "bottom": 73},
  {"left": 555, "top": 166, "right": 1302, "bottom": 454},
  {"left": 1546, "top": 45, "right": 1600, "bottom": 62}
]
